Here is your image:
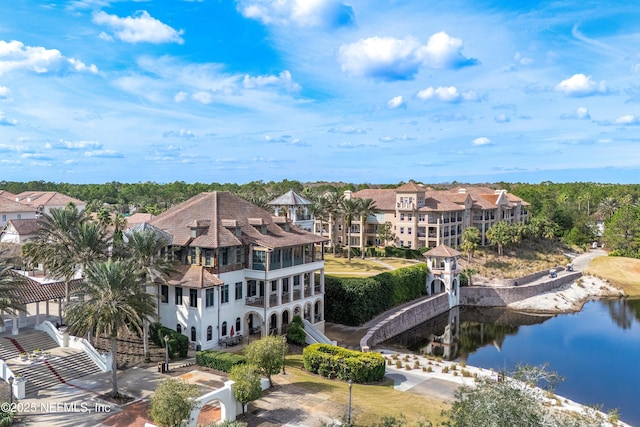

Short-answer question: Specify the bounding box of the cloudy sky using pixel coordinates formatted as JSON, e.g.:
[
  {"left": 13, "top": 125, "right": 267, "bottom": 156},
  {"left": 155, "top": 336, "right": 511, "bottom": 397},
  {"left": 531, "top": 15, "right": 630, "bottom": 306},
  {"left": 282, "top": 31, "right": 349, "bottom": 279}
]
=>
[{"left": 1, "top": 0, "right": 640, "bottom": 184}]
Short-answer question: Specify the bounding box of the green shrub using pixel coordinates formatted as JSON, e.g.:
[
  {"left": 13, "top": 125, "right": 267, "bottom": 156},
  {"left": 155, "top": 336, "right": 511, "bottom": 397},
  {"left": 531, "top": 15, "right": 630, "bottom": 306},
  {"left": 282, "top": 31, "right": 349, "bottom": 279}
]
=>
[
  {"left": 302, "top": 344, "right": 385, "bottom": 383},
  {"left": 149, "top": 322, "right": 189, "bottom": 359},
  {"left": 325, "top": 264, "right": 429, "bottom": 325},
  {"left": 286, "top": 315, "right": 306, "bottom": 346},
  {"left": 196, "top": 350, "right": 247, "bottom": 372}
]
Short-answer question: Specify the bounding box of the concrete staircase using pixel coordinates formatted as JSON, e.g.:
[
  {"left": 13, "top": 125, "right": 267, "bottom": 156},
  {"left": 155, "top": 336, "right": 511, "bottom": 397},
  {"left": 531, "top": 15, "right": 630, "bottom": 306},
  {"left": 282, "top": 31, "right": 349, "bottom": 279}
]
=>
[{"left": 1, "top": 330, "right": 102, "bottom": 397}]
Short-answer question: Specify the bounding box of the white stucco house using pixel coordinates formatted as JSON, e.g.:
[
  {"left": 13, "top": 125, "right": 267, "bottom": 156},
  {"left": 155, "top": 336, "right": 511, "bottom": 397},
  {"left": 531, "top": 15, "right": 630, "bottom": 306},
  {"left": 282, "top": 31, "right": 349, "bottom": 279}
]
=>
[{"left": 148, "top": 192, "right": 328, "bottom": 351}]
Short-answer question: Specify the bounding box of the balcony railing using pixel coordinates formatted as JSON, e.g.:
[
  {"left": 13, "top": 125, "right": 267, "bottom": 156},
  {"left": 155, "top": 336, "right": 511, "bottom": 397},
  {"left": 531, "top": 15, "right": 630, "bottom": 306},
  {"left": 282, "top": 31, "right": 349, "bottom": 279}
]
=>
[
  {"left": 314, "top": 284, "right": 322, "bottom": 293},
  {"left": 281, "top": 293, "right": 291, "bottom": 304},
  {"left": 245, "top": 296, "right": 264, "bottom": 307}
]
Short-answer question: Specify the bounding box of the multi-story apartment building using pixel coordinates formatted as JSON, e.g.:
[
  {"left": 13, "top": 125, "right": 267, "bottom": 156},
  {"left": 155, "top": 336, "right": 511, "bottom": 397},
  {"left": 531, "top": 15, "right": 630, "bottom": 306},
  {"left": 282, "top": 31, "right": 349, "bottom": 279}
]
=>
[
  {"left": 321, "top": 181, "right": 529, "bottom": 250},
  {"left": 149, "top": 192, "right": 328, "bottom": 351},
  {"left": 0, "top": 191, "right": 86, "bottom": 228}
]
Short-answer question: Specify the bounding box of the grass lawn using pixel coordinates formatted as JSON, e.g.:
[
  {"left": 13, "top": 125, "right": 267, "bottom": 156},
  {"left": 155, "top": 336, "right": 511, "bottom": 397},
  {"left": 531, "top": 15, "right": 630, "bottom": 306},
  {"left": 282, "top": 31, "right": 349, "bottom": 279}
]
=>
[
  {"left": 323, "top": 254, "right": 422, "bottom": 277},
  {"left": 586, "top": 256, "right": 640, "bottom": 297},
  {"left": 285, "top": 354, "right": 447, "bottom": 426}
]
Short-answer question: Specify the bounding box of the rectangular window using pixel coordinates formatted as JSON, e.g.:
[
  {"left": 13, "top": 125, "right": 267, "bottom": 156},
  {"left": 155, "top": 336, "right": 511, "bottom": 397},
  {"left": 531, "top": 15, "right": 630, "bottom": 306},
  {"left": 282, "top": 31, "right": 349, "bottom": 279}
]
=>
[
  {"left": 205, "top": 288, "right": 214, "bottom": 307},
  {"left": 400, "top": 213, "right": 405, "bottom": 221},
  {"left": 16, "top": 214, "right": 21, "bottom": 220},
  {"left": 221, "top": 284, "right": 229, "bottom": 304},
  {"left": 419, "top": 214, "right": 425, "bottom": 222},
  {"left": 247, "top": 280, "right": 257, "bottom": 297},
  {"left": 235, "top": 247, "right": 242, "bottom": 264},
  {"left": 408, "top": 214, "right": 412, "bottom": 221},
  {"left": 221, "top": 248, "right": 229, "bottom": 265},
  {"left": 1, "top": 214, "right": 5, "bottom": 221},
  {"left": 235, "top": 282, "right": 243, "bottom": 300},
  {"left": 189, "top": 289, "right": 198, "bottom": 308},
  {"left": 408, "top": 227, "right": 412, "bottom": 235},
  {"left": 175, "top": 287, "right": 183, "bottom": 305},
  {"left": 400, "top": 227, "right": 404, "bottom": 234},
  {"left": 282, "top": 277, "right": 289, "bottom": 293},
  {"left": 271, "top": 280, "right": 277, "bottom": 292},
  {"left": 338, "top": 224, "right": 342, "bottom": 231},
  {"left": 160, "top": 285, "right": 168, "bottom": 303}
]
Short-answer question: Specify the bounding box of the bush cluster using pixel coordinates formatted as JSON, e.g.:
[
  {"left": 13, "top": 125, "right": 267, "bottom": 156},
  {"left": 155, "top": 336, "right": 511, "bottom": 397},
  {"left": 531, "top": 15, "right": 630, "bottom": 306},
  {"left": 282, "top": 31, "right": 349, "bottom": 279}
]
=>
[
  {"left": 302, "top": 343, "right": 385, "bottom": 383},
  {"left": 196, "top": 350, "right": 247, "bottom": 372},
  {"left": 324, "top": 264, "right": 428, "bottom": 325},
  {"left": 384, "top": 246, "right": 425, "bottom": 259},
  {"left": 149, "top": 322, "right": 189, "bottom": 359},
  {"left": 286, "top": 315, "right": 306, "bottom": 346}
]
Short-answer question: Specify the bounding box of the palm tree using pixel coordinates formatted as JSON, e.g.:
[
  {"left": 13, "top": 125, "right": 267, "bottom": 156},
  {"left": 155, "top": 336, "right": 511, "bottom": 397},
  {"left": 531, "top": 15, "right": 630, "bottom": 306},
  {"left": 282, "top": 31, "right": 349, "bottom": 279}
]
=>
[
  {"left": 356, "top": 198, "right": 379, "bottom": 259},
  {"left": 597, "top": 197, "right": 619, "bottom": 220},
  {"left": 322, "top": 189, "right": 344, "bottom": 251},
  {"left": 340, "top": 198, "right": 359, "bottom": 261},
  {"left": 460, "top": 227, "right": 481, "bottom": 263},
  {"left": 0, "top": 252, "right": 27, "bottom": 327},
  {"left": 22, "top": 205, "right": 109, "bottom": 323},
  {"left": 112, "top": 213, "right": 128, "bottom": 242},
  {"left": 120, "top": 228, "right": 174, "bottom": 359},
  {"left": 66, "top": 259, "right": 156, "bottom": 398}
]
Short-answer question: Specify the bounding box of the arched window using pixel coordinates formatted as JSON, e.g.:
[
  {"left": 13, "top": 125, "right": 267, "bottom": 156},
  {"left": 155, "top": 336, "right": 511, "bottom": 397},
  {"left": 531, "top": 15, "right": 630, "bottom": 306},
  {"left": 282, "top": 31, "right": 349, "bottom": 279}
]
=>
[
  {"left": 176, "top": 324, "right": 182, "bottom": 334},
  {"left": 282, "top": 310, "right": 289, "bottom": 326},
  {"left": 207, "top": 326, "right": 212, "bottom": 341},
  {"left": 191, "top": 327, "right": 196, "bottom": 342},
  {"left": 236, "top": 317, "right": 241, "bottom": 333},
  {"left": 222, "top": 321, "right": 227, "bottom": 336}
]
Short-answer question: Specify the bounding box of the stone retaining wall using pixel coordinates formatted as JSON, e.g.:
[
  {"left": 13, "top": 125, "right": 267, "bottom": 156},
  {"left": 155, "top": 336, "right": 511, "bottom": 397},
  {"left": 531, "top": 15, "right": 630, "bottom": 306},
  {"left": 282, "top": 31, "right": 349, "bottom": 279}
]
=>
[
  {"left": 360, "top": 293, "right": 450, "bottom": 350},
  {"left": 460, "top": 272, "right": 582, "bottom": 306},
  {"left": 360, "top": 271, "right": 583, "bottom": 351}
]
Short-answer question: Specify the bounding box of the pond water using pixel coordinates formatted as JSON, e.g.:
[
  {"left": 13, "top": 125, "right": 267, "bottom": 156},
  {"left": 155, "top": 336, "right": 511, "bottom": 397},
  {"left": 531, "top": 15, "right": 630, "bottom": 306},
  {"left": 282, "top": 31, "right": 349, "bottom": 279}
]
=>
[{"left": 382, "top": 299, "right": 640, "bottom": 426}]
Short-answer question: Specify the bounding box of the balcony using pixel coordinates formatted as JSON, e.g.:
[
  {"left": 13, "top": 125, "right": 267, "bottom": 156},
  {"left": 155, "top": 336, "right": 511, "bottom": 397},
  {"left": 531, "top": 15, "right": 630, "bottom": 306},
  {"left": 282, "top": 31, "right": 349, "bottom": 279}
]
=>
[
  {"left": 245, "top": 296, "right": 264, "bottom": 307},
  {"left": 314, "top": 284, "right": 322, "bottom": 293}
]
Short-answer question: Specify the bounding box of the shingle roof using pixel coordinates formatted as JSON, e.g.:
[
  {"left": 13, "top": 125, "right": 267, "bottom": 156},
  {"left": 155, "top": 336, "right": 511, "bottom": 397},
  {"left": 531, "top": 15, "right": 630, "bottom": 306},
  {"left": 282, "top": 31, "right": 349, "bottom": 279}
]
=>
[
  {"left": 424, "top": 244, "right": 461, "bottom": 258},
  {"left": 150, "top": 192, "right": 327, "bottom": 250},
  {"left": 396, "top": 181, "right": 425, "bottom": 192},
  {"left": 166, "top": 265, "right": 224, "bottom": 289},
  {"left": 9, "top": 272, "right": 83, "bottom": 304},
  {"left": 3, "top": 219, "right": 41, "bottom": 236},
  {"left": 126, "top": 213, "right": 155, "bottom": 228},
  {"left": 352, "top": 189, "right": 396, "bottom": 210},
  {"left": 0, "top": 196, "right": 34, "bottom": 213},
  {"left": 268, "top": 190, "right": 313, "bottom": 206},
  {"left": 0, "top": 191, "right": 16, "bottom": 200},
  {"left": 14, "top": 191, "right": 85, "bottom": 208},
  {"left": 124, "top": 222, "right": 173, "bottom": 245}
]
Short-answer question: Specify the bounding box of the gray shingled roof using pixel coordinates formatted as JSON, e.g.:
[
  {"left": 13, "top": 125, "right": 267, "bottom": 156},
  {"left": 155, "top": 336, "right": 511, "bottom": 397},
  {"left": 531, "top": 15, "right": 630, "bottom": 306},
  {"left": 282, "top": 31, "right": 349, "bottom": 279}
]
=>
[{"left": 267, "top": 190, "right": 313, "bottom": 206}]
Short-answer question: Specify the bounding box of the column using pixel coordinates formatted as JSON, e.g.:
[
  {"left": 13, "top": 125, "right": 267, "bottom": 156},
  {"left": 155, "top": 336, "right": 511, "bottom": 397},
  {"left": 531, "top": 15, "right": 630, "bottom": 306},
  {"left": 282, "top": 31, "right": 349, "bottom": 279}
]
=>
[
  {"left": 320, "top": 269, "right": 325, "bottom": 294},
  {"left": 277, "top": 278, "right": 282, "bottom": 306},
  {"left": 12, "top": 314, "right": 18, "bottom": 335},
  {"left": 289, "top": 275, "right": 294, "bottom": 301},
  {"left": 310, "top": 273, "right": 315, "bottom": 296},
  {"left": 35, "top": 302, "right": 41, "bottom": 325}
]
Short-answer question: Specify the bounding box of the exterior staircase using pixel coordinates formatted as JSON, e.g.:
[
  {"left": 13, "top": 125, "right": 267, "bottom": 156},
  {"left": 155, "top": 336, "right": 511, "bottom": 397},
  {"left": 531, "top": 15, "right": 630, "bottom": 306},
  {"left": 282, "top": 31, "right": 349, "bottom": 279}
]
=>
[{"left": 1, "top": 330, "right": 102, "bottom": 397}]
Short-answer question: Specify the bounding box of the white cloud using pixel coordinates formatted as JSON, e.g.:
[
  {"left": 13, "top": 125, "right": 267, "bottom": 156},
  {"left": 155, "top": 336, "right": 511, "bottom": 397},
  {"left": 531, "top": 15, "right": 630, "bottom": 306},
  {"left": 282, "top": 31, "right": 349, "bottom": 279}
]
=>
[
  {"left": 192, "top": 91, "right": 213, "bottom": 104},
  {"left": 576, "top": 107, "right": 591, "bottom": 119},
  {"left": 416, "top": 86, "right": 479, "bottom": 103},
  {"left": 472, "top": 137, "right": 491, "bottom": 146},
  {"left": 614, "top": 114, "right": 640, "bottom": 125},
  {"left": 338, "top": 32, "right": 477, "bottom": 80},
  {"left": 555, "top": 74, "right": 607, "bottom": 97},
  {"left": 84, "top": 149, "right": 124, "bottom": 158},
  {"left": 0, "top": 86, "right": 11, "bottom": 99},
  {"left": 0, "top": 40, "right": 98, "bottom": 76},
  {"left": 242, "top": 70, "right": 301, "bottom": 92},
  {"left": 163, "top": 129, "right": 195, "bottom": 138},
  {"left": 513, "top": 52, "right": 534, "bottom": 66},
  {"left": 328, "top": 126, "right": 367, "bottom": 134},
  {"left": 387, "top": 95, "right": 405, "bottom": 109},
  {"left": 494, "top": 114, "right": 510, "bottom": 123},
  {"left": 238, "top": 0, "right": 354, "bottom": 28},
  {"left": 45, "top": 140, "right": 102, "bottom": 150},
  {"left": 92, "top": 11, "right": 184, "bottom": 44},
  {"left": 0, "top": 111, "right": 17, "bottom": 126},
  {"left": 174, "top": 91, "right": 188, "bottom": 103}
]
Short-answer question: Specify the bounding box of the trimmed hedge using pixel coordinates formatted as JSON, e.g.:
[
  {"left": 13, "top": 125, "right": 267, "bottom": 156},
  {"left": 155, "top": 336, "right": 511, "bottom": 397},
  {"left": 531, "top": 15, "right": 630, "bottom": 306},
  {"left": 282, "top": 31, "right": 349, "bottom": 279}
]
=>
[
  {"left": 149, "top": 322, "right": 189, "bottom": 359},
  {"left": 325, "top": 264, "right": 428, "bottom": 326},
  {"left": 384, "top": 246, "right": 424, "bottom": 259},
  {"left": 196, "top": 350, "right": 247, "bottom": 372},
  {"left": 302, "top": 343, "right": 385, "bottom": 383}
]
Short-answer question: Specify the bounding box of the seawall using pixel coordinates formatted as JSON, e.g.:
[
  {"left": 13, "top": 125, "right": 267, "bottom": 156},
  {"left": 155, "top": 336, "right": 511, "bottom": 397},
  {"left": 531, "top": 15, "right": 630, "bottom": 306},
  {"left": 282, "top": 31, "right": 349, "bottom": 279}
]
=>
[{"left": 360, "top": 271, "right": 582, "bottom": 351}]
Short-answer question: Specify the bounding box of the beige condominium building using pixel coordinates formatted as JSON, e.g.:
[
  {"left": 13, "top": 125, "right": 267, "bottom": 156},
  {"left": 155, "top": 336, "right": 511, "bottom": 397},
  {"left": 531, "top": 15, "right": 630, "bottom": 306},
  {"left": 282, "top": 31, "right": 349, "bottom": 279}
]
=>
[{"left": 322, "top": 181, "right": 529, "bottom": 251}]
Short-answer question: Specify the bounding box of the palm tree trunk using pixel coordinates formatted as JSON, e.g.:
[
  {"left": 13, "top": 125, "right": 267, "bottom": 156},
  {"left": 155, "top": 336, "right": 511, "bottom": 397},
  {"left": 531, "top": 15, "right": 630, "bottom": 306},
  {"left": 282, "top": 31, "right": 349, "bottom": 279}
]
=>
[
  {"left": 347, "top": 228, "right": 352, "bottom": 262},
  {"left": 110, "top": 337, "right": 118, "bottom": 397},
  {"left": 143, "top": 319, "right": 149, "bottom": 360},
  {"left": 360, "top": 215, "right": 366, "bottom": 259}
]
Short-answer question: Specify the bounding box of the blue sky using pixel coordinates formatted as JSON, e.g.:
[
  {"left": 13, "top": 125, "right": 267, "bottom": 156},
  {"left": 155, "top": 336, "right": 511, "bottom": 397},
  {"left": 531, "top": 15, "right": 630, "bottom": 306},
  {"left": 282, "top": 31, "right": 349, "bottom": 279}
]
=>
[{"left": 1, "top": 0, "right": 640, "bottom": 184}]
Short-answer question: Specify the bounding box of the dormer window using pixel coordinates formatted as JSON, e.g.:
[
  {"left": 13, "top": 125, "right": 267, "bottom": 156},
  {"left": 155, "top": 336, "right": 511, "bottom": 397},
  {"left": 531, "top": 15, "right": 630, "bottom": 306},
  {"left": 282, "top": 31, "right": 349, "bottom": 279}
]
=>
[
  {"left": 235, "top": 226, "right": 242, "bottom": 238},
  {"left": 261, "top": 225, "right": 267, "bottom": 235},
  {"left": 190, "top": 228, "right": 197, "bottom": 238}
]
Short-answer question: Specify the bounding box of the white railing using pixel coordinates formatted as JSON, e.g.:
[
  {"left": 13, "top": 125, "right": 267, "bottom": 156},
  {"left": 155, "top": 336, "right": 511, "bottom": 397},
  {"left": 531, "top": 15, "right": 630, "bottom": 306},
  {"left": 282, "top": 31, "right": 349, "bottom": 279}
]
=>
[
  {"left": 36, "top": 321, "right": 111, "bottom": 372},
  {"left": 302, "top": 319, "right": 335, "bottom": 345},
  {"left": 0, "top": 359, "right": 16, "bottom": 382}
]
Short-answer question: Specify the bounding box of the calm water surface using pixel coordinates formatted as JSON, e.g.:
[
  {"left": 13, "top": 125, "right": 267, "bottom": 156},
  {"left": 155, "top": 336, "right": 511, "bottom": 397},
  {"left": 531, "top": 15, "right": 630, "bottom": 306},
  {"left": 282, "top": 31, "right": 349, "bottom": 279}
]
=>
[{"left": 382, "top": 299, "right": 640, "bottom": 426}]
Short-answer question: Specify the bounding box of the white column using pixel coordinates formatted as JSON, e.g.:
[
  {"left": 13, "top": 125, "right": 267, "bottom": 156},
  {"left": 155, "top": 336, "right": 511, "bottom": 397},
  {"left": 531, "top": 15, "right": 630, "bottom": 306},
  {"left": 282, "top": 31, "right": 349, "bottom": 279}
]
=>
[
  {"left": 35, "top": 302, "right": 41, "bottom": 325},
  {"left": 277, "top": 278, "right": 282, "bottom": 306},
  {"left": 310, "top": 273, "right": 315, "bottom": 296},
  {"left": 11, "top": 314, "right": 18, "bottom": 335}
]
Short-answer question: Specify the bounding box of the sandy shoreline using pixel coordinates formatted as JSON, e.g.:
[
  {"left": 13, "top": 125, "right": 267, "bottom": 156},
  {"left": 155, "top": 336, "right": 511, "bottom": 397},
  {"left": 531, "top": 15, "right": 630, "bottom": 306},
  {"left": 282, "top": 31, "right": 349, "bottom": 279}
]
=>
[{"left": 507, "top": 275, "right": 624, "bottom": 314}]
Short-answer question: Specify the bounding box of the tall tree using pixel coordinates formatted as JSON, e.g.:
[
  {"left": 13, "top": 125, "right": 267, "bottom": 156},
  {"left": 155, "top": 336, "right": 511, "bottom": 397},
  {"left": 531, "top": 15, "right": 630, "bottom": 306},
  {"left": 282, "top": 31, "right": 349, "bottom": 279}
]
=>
[
  {"left": 376, "top": 222, "right": 396, "bottom": 247},
  {"left": 357, "top": 198, "right": 379, "bottom": 258},
  {"left": 229, "top": 364, "right": 262, "bottom": 414},
  {"left": 460, "top": 227, "right": 481, "bottom": 263},
  {"left": 0, "top": 252, "right": 27, "bottom": 326},
  {"left": 597, "top": 197, "right": 619, "bottom": 220},
  {"left": 22, "top": 205, "right": 108, "bottom": 322},
  {"left": 485, "top": 222, "right": 513, "bottom": 257},
  {"left": 65, "top": 259, "right": 156, "bottom": 398},
  {"left": 119, "top": 228, "right": 174, "bottom": 359},
  {"left": 340, "top": 198, "right": 360, "bottom": 262},
  {"left": 322, "top": 189, "right": 344, "bottom": 250},
  {"left": 244, "top": 335, "right": 287, "bottom": 387}
]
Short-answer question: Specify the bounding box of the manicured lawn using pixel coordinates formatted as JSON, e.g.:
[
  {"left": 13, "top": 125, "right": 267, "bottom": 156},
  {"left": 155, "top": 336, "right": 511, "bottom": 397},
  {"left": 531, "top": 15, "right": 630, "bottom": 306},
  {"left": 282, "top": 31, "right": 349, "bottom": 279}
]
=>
[
  {"left": 285, "top": 355, "right": 447, "bottom": 426},
  {"left": 586, "top": 256, "right": 640, "bottom": 297},
  {"left": 323, "top": 254, "right": 422, "bottom": 277}
]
